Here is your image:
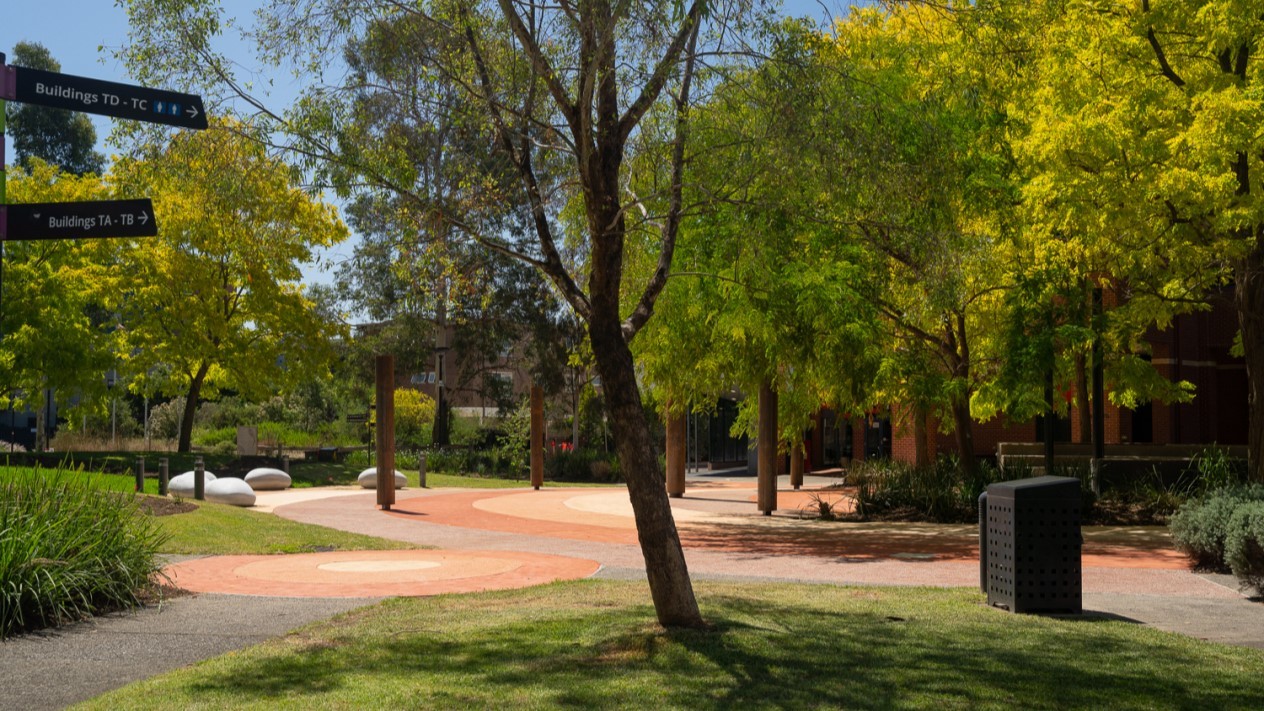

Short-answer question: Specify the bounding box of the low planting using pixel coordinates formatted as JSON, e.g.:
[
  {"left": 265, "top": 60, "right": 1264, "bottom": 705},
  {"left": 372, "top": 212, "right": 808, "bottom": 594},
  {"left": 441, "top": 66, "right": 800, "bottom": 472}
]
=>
[
  {"left": 1171, "top": 483, "right": 1264, "bottom": 593},
  {"left": 78, "top": 580, "right": 1264, "bottom": 710},
  {"left": 0, "top": 469, "right": 166, "bottom": 638},
  {"left": 850, "top": 457, "right": 1006, "bottom": 523}
]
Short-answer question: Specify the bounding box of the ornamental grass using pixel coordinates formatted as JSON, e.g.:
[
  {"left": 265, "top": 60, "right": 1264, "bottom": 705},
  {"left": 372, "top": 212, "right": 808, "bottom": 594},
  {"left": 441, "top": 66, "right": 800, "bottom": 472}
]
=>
[{"left": 0, "top": 469, "right": 167, "bottom": 638}]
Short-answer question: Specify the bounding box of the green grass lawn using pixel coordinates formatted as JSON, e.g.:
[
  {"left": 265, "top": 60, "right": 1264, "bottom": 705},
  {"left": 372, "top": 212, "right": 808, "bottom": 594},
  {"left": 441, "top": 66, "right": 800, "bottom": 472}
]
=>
[
  {"left": 155, "top": 500, "right": 416, "bottom": 555},
  {"left": 0, "top": 467, "right": 414, "bottom": 556},
  {"left": 74, "top": 580, "right": 1264, "bottom": 710}
]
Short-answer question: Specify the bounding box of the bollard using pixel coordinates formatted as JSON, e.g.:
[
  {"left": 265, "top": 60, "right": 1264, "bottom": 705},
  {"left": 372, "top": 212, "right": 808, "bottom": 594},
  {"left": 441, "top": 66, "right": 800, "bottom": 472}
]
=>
[
  {"left": 135, "top": 457, "right": 145, "bottom": 493},
  {"left": 281, "top": 455, "right": 290, "bottom": 474},
  {"left": 978, "top": 491, "right": 989, "bottom": 594},
  {"left": 418, "top": 452, "right": 427, "bottom": 489},
  {"left": 159, "top": 458, "right": 169, "bottom": 496},
  {"left": 194, "top": 457, "right": 205, "bottom": 501}
]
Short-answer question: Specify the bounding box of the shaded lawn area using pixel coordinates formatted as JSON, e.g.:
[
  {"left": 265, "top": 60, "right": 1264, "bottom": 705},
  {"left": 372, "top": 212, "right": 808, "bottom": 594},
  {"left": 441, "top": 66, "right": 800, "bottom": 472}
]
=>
[{"left": 76, "top": 580, "right": 1264, "bottom": 710}]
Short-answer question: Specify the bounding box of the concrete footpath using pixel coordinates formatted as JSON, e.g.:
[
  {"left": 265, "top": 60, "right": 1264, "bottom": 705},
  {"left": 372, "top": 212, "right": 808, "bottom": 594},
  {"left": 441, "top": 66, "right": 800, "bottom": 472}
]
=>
[
  {"left": 3, "top": 475, "right": 1261, "bottom": 709},
  {"left": 0, "top": 594, "right": 375, "bottom": 711}
]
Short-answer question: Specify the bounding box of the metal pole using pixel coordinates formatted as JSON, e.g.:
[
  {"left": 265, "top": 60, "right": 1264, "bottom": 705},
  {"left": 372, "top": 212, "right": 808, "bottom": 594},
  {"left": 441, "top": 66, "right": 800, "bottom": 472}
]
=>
[
  {"left": 134, "top": 456, "right": 145, "bottom": 493},
  {"left": 1, "top": 53, "right": 8, "bottom": 334},
  {"left": 158, "top": 457, "right": 169, "bottom": 496},
  {"left": 194, "top": 457, "right": 205, "bottom": 501}
]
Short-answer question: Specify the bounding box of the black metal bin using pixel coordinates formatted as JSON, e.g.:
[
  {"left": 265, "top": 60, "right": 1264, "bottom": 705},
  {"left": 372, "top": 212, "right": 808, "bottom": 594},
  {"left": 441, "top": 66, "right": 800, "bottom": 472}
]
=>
[{"left": 983, "top": 475, "right": 1082, "bottom": 614}]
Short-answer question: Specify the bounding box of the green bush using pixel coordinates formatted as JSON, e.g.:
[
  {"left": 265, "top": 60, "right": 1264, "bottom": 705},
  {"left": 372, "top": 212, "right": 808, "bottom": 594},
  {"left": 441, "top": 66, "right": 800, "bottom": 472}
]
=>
[
  {"left": 1225, "top": 502, "right": 1264, "bottom": 595},
  {"left": 191, "top": 425, "right": 237, "bottom": 448},
  {"left": 1169, "top": 484, "right": 1264, "bottom": 569},
  {"left": 545, "top": 450, "right": 622, "bottom": 483},
  {"left": 851, "top": 458, "right": 1006, "bottom": 523},
  {"left": 0, "top": 470, "right": 167, "bottom": 638}
]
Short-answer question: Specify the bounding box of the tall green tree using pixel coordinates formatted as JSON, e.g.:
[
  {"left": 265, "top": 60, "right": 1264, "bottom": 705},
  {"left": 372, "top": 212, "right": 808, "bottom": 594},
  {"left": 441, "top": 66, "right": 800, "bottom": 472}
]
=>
[
  {"left": 106, "top": 120, "right": 348, "bottom": 451},
  {"left": 1, "top": 159, "right": 115, "bottom": 449},
  {"left": 1009, "top": 0, "right": 1264, "bottom": 477},
  {"left": 119, "top": 0, "right": 775, "bottom": 628},
  {"left": 6, "top": 42, "right": 105, "bottom": 176}
]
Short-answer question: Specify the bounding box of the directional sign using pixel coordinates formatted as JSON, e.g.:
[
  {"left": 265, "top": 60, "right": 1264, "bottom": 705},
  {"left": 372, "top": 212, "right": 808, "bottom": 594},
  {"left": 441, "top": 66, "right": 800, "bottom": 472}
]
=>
[
  {"left": 5, "top": 66, "right": 207, "bottom": 130},
  {"left": 1, "top": 200, "right": 157, "bottom": 241}
]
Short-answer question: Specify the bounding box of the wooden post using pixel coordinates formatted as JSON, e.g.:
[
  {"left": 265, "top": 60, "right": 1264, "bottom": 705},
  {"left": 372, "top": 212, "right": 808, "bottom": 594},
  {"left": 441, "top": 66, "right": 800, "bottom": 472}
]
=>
[
  {"left": 530, "top": 385, "right": 544, "bottom": 490},
  {"left": 376, "top": 354, "right": 396, "bottom": 510},
  {"left": 757, "top": 380, "right": 778, "bottom": 515},
  {"left": 789, "top": 443, "right": 803, "bottom": 490},
  {"left": 134, "top": 457, "right": 145, "bottom": 493},
  {"left": 666, "top": 408, "right": 686, "bottom": 498},
  {"left": 194, "top": 457, "right": 205, "bottom": 501},
  {"left": 158, "top": 458, "right": 169, "bottom": 496}
]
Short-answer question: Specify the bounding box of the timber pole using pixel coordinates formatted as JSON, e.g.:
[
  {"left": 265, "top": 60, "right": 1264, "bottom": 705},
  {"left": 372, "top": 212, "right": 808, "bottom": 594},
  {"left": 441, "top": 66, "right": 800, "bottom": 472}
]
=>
[
  {"left": 376, "top": 354, "right": 395, "bottom": 510},
  {"left": 757, "top": 380, "right": 778, "bottom": 515},
  {"left": 666, "top": 407, "right": 686, "bottom": 497},
  {"left": 790, "top": 442, "right": 803, "bottom": 490},
  {"left": 530, "top": 384, "right": 544, "bottom": 490}
]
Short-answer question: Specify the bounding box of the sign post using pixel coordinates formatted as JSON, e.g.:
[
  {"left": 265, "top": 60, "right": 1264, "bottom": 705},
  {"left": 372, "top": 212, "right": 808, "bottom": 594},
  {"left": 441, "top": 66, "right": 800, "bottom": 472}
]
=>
[{"left": 0, "top": 52, "right": 205, "bottom": 451}]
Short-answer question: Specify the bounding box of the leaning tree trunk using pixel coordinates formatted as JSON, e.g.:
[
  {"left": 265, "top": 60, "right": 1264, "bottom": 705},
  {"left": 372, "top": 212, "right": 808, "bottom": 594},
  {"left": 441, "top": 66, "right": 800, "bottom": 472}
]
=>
[
  {"left": 1237, "top": 239, "right": 1264, "bottom": 481},
  {"left": 177, "top": 363, "right": 210, "bottom": 453},
  {"left": 588, "top": 313, "right": 703, "bottom": 628}
]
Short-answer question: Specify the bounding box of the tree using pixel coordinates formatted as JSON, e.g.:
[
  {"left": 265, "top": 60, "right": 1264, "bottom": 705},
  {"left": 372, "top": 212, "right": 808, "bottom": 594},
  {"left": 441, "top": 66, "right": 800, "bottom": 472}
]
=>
[
  {"left": 6, "top": 42, "right": 105, "bottom": 176},
  {"left": 118, "top": 0, "right": 773, "bottom": 628},
  {"left": 106, "top": 120, "right": 348, "bottom": 451},
  {"left": 1007, "top": 1, "right": 1264, "bottom": 477},
  {"left": 1, "top": 159, "right": 116, "bottom": 449}
]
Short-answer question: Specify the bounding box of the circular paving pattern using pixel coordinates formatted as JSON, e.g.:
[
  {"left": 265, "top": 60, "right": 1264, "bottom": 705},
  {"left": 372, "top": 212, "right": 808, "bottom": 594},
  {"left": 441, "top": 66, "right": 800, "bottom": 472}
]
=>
[{"left": 165, "top": 549, "right": 601, "bottom": 598}]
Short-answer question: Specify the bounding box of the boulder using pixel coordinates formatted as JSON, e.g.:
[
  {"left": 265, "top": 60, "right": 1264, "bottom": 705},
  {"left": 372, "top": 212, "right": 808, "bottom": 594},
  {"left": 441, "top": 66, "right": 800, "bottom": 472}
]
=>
[
  {"left": 244, "top": 467, "right": 291, "bottom": 490},
  {"left": 205, "top": 477, "right": 256, "bottom": 507},
  {"left": 168, "top": 471, "right": 217, "bottom": 498},
  {"left": 358, "top": 467, "right": 407, "bottom": 489}
]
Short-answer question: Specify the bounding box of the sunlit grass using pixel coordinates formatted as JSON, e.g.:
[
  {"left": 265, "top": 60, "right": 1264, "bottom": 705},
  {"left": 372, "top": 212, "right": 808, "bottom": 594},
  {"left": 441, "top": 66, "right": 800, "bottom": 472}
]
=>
[{"left": 76, "top": 580, "right": 1264, "bottom": 710}]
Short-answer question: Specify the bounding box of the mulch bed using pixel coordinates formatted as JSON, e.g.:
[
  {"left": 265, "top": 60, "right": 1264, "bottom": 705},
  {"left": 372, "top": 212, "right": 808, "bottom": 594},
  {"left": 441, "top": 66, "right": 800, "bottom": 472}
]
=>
[{"left": 137, "top": 495, "right": 198, "bottom": 517}]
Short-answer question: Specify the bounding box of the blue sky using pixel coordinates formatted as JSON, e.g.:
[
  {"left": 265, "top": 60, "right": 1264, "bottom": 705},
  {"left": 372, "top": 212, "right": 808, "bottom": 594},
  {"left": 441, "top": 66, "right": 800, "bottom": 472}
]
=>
[{"left": 2, "top": 1, "right": 853, "bottom": 285}]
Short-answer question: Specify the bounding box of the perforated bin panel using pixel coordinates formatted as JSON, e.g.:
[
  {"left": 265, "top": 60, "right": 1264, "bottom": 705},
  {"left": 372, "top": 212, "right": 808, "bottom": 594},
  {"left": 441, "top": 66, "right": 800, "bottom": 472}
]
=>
[{"left": 985, "top": 476, "right": 1082, "bottom": 614}]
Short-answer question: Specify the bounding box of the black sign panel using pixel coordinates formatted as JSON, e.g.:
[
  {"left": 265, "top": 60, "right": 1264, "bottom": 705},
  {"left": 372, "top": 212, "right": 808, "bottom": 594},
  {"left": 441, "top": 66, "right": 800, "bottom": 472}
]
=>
[
  {"left": 13, "top": 66, "right": 207, "bottom": 130},
  {"left": 2, "top": 200, "right": 158, "bottom": 241}
]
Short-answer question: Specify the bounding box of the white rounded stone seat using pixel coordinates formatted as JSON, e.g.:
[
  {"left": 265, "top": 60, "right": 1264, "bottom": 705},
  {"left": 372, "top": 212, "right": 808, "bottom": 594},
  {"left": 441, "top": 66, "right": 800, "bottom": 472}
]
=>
[
  {"left": 168, "top": 471, "right": 217, "bottom": 498},
  {"left": 205, "top": 477, "right": 256, "bottom": 507},
  {"left": 358, "top": 467, "right": 406, "bottom": 489},
  {"left": 244, "top": 467, "right": 291, "bottom": 490}
]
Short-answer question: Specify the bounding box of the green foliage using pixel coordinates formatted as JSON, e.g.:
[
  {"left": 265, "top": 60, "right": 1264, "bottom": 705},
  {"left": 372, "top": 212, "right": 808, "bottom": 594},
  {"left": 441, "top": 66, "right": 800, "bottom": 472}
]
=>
[
  {"left": 1170, "top": 484, "right": 1264, "bottom": 569},
  {"left": 851, "top": 457, "right": 1005, "bottom": 523},
  {"left": 0, "top": 469, "right": 166, "bottom": 638},
  {"left": 393, "top": 389, "right": 436, "bottom": 449},
  {"left": 494, "top": 401, "right": 532, "bottom": 478},
  {"left": 107, "top": 118, "right": 349, "bottom": 451},
  {"left": 545, "top": 450, "right": 623, "bottom": 483},
  {"left": 1225, "top": 502, "right": 1264, "bottom": 596},
  {"left": 5, "top": 41, "right": 105, "bottom": 175}
]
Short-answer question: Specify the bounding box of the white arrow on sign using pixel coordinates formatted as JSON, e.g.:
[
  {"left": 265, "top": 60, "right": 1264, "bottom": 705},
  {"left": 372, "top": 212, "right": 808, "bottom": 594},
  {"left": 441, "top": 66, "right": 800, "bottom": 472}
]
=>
[
  {"left": 138, "top": 211, "right": 150, "bottom": 225},
  {"left": 187, "top": 106, "right": 199, "bottom": 119}
]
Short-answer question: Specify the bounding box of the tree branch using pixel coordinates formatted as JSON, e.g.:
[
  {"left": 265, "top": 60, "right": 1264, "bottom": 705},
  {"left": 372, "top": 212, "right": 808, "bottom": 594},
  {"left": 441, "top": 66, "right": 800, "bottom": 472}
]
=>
[
  {"left": 617, "top": 1, "right": 705, "bottom": 144},
  {"left": 622, "top": 19, "right": 700, "bottom": 342}
]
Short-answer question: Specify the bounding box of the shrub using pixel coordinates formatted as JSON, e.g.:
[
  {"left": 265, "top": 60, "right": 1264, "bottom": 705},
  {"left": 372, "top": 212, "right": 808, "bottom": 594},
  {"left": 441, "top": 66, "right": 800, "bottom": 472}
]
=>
[
  {"left": 1225, "top": 502, "right": 1264, "bottom": 595},
  {"left": 395, "top": 389, "right": 436, "bottom": 449},
  {"left": 546, "top": 450, "right": 622, "bottom": 483},
  {"left": 850, "top": 458, "right": 1006, "bottom": 523},
  {"left": 0, "top": 470, "right": 167, "bottom": 638},
  {"left": 1169, "top": 484, "right": 1264, "bottom": 569}
]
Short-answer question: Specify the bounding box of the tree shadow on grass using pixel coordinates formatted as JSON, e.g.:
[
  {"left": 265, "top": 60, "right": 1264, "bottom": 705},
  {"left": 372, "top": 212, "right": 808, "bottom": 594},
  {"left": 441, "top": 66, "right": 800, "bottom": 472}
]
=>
[{"left": 171, "top": 583, "right": 1264, "bottom": 710}]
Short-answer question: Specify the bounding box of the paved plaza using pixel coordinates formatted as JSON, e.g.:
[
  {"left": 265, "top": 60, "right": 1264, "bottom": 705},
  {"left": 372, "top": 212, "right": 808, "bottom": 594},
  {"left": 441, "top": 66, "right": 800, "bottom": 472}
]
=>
[{"left": 4, "top": 474, "right": 1262, "bottom": 710}]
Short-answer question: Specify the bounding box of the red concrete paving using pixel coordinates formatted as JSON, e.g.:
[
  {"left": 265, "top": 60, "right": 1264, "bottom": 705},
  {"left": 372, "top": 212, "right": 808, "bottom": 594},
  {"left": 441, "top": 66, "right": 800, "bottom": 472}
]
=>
[
  {"left": 166, "top": 549, "right": 600, "bottom": 598},
  {"left": 164, "top": 482, "right": 1218, "bottom": 601}
]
